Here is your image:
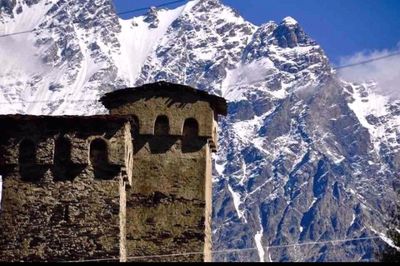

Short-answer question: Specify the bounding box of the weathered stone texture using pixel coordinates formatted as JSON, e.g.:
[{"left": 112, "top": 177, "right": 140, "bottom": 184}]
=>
[
  {"left": 0, "top": 116, "right": 132, "bottom": 262},
  {"left": 125, "top": 137, "right": 208, "bottom": 262},
  {"left": 100, "top": 82, "right": 227, "bottom": 262},
  {"left": 0, "top": 82, "right": 227, "bottom": 262},
  {"left": 110, "top": 97, "right": 215, "bottom": 138},
  {"left": 0, "top": 172, "right": 121, "bottom": 261},
  {"left": 126, "top": 197, "right": 205, "bottom": 262},
  {"left": 100, "top": 81, "right": 226, "bottom": 151}
]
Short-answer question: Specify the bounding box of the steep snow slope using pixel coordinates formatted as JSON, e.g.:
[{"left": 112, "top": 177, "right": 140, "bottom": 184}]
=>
[
  {"left": 115, "top": 1, "right": 201, "bottom": 85},
  {"left": 0, "top": 0, "right": 399, "bottom": 262}
]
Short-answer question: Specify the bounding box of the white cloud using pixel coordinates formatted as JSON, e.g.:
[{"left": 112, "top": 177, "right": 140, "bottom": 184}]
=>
[{"left": 337, "top": 42, "right": 400, "bottom": 99}]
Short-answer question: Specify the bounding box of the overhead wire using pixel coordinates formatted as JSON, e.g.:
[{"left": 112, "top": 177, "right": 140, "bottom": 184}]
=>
[
  {"left": 0, "top": 0, "right": 188, "bottom": 38},
  {"left": 334, "top": 51, "right": 400, "bottom": 70},
  {"left": 116, "top": 0, "right": 187, "bottom": 16},
  {"left": 0, "top": 0, "right": 397, "bottom": 104},
  {"left": 0, "top": 1, "right": 394, "bottom": 263},
  {"left": 0, "top": 0, "right": 394, "bottom": 262},
  {"left": 58, "top": 235, "right": 380, "bottom": 262},
  {"left": 0, "top": 0, "right": 398, "bottom": 72},
  {"left": 0, "top": 50, "right": 399, "bottom": 106}
]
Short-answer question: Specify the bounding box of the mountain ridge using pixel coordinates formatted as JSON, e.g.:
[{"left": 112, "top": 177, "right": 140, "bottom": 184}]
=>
[{"left": 0, "top": 0, "right": 399, "bottom": 262}]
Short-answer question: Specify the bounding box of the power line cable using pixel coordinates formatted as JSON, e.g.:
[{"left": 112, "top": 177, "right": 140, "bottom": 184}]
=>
[
  {"left": 0, "top": 50, "right": 397, "bottom": 106},
  {"left": 0, "top": 4, "right": 391, "bottom": 258},
  {"left": 334, "top": 51, "right": 400, "bottom": 70},
  {"left": 58, "top": 235, "right": 380, "bottom": 262},
  {"left": 223, "top": 52, "right": 400, "bottom": 90},
  {"left": 0, "top": 3, "right": 392, "bottom": 260},
  {"left": 0, "top": 0, "right": 188, "bottom": 38},
  {"left": 0, "top": 0, "right": 398, "bottom": 74},
  {"left": 117, "top": 0, "right": 187, "bottom": 16},
  {"left": 0, "top": 0, "right": 397, "bottom": 76},
  {"left": 0, "top": 2, "right": 399, "bottom": 105},
  {"left": 0, "top": 0, "right": 398, "bottom": 69}
]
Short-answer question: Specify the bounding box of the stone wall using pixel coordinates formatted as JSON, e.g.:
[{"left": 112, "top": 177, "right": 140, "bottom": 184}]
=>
[
  {"left": 0, "top": 82, "right": 227, "bottom": 262},
  {"left": 125, "top": 136, "right": 210, "bottom": 262},
  {"left": 0, "top": 116, "right": 132, "bottom": 262}
]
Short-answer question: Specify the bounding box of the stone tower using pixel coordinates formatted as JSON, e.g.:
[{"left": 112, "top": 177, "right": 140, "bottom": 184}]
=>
[
  {"left": 100, "top": 81, "right": 227, "bottom": 262},
  {"left": 0, "top": 81, "right": 227, "bottom": 262}
]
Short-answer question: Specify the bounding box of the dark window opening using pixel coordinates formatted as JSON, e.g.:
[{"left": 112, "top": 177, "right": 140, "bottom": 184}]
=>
[
  {"left": 54, "top": 136, "right": 71, "bottom": 164},
  {"left": 90, "top": 138, "right": 109, "bottom": 166},
  {"left": 19, "top": 139, "right": 36, "bottom": 165},
  {"left": 19, "top": 139, "right": 46, "bottom": 182},
  {"left": 154, "top": 115, "right": 170, "bottom": 135},
  {"left": 53, "top": 136, "right": 84, "bottom": 181},
  {"left": 183, "top": 118, "right": 199, "bottom": 139},
  {"left": 50, "top": 204, "right": 71, "bottom": 224},
  {"left": 90, "top": 138, "right": 120, "bottom": 179},
  {"left": 182, "top": 119, "right": 205, "bottom": 153}
]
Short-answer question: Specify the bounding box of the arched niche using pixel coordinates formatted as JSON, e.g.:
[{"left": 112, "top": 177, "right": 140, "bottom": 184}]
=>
[
  {"left": 19, "top": 139, "right": 36, "bottom": 165},
  {"left": 18, "top": 138, "right": 46, "bottom": 182},
  {"left": 154, "top": 115, "right": 170, "bottom": 136},
  {"left": 182, "top": 118, "right": 199, "bottom": 139},
  {"left": 53, "top": 136, "right": 84, "bottom": 181},
  {"left": 89, "top": 138, "right": 120, "bottom": 179},
  {"left": 90, "top": 138, "right": 110, "bottom": 167},
  {"left": 182, "top": 118, "right": 205, "bottom": 153},
  {"left": 54, "top": 136, "right": 72, "bottom": 164}
]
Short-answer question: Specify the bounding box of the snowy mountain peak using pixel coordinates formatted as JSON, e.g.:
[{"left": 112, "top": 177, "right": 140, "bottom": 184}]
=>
[
  {"left": 197, "top": 0, "right": 222, "bottom": 6},
  {"left": 273, "top": 16, "right": 313, "bottom": 48},
  {"left": 282, "top": 16, "right": 298, "bottom": 26}
]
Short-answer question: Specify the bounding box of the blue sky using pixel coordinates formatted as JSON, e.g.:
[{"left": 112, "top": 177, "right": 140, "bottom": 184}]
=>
[{"left": 112, "top": 0, "right": 400, "bottom": 65}]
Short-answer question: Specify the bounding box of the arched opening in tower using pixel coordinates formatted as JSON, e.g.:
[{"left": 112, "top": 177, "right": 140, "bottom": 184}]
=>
[
  {"left": 182, "top": 118, "right": 204, "bottom": 153},
  {"left": 19, "top": 139, "right": 36, "bottom": 165},
  {"left": 53, "top": 136, "right": 84, "bottom": 181},
  {"left": 183, "top": 118, "right": 199, "bottom": 138},
  {"left": 90, "top": 138, "right": 108, "bottom": 166},
  {"left": 90, "top": 138, "right": 120, "bottom": 179},
  {"left": 18, "top": 139, "right": 45, "bottom": 181},
  {"left": 154, "top": 115, "right": 170, "bottom": 136},
  {"left": 54, "top": 136, "right": 71, "bottom": 165}
]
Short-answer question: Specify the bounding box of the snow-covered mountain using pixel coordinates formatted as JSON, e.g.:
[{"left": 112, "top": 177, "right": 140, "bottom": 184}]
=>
[{"left": 1, "top": 0, "right": 399, "bottom": 262}]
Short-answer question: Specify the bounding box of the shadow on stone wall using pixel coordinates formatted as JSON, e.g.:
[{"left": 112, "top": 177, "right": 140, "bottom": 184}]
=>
[
  {"left": 133, "top": 136, "right": 207, "bottom": 154},
  {"left": 19, "top": 165, "right": 48, "bottom": 182},
  {"left": 149, "top": 136, "right": 178, "bottom": 154},
  {"left": 182, "top": 138, "right": 207, "bottom": 153}
]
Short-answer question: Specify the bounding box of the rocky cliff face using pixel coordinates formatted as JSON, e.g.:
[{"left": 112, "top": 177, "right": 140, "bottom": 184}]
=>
[{"left": 0, "top": 0, "right": 399, "bottom": 262}]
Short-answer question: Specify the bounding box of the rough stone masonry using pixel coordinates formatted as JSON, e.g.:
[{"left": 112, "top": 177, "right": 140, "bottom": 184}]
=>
[{"left": 0, "top": 81, "right": 227, "bottom": 262}]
